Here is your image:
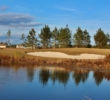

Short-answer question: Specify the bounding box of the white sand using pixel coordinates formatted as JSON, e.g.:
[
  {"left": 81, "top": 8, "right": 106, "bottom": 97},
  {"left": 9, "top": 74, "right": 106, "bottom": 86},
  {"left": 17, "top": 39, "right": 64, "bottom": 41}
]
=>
[{"left": 27, "top": 51, "right": 106, "bottom": 59}]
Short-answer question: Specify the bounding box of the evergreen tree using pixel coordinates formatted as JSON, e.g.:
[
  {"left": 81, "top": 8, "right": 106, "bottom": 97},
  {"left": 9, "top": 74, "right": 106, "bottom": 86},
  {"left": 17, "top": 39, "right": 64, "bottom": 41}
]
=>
[
  {"left": 106, "top": 33, "right": 110, "bottom": 45},
  {"left": 39, "top": 25, "right": 51, "bottom": 48},
  {"left": 94, "top": 28, "right": 107, "bottom": 47},
  {"left": 20, "top": 33, "right": 25, "bottom": 46},
  {"left": 73, "top": 27, "right": 83, "bottom": 47},
  {"left": 26, "top": 28, "right": 37, "bottom": 49},
  {"left": 6, "top": 30, "right": 11, "bottom": 46},
  {"left": 83, "top": 30, "right": 91, "bottom": 47},
  {"left": 58, "top": 25, "right": 71, "bottom": 47},
  {"left": 52, "top": 27, "right": 59, "bottom": 48}
]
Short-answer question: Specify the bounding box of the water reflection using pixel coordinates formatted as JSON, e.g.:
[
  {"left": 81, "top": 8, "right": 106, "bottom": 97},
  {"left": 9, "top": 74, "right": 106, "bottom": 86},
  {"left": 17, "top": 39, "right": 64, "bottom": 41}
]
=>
[
  {"left": 37, "top": 67, "right": 110, "bottom": 86},
  {"left": 0, "top": 66, "right": 110, "bottom": 100},
  {"left": 93, "top": 71, "right": 104, "bottom": 86},
  {"left": 1, "top": 66, "right": 110, "bottom": 87},
  {"left": 50, "top": 70, "right": 69, "bottom": 85},
  {"left": 39, "top": 69, "right": 50, "bottom": 86},
  {"left": 93, "top": 71, "right": 110, "bottom": 86},
  {"left": 104, "top": 71, "right": 110, "bottom": 81},
  {"left": 27, "top": 67, "right": 35, "bottom": 82},
  {"left": 72, "top": 70, "right": 89, "bottom": 85},
  {"left": 39, "top": 69, "right": 69, "bottom": 86}
]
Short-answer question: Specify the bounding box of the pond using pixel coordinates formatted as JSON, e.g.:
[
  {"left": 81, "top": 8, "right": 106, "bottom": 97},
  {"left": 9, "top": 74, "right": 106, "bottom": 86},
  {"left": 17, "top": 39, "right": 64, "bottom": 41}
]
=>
[{"left": 0, "top": 66, "right": 110, "bottom": 100}]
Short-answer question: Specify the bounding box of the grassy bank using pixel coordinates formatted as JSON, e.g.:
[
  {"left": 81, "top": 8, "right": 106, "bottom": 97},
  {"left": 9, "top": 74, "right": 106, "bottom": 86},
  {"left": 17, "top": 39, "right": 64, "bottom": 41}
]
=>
[{"left": 0, "top": 48, "right": 110, "bottom": 70}]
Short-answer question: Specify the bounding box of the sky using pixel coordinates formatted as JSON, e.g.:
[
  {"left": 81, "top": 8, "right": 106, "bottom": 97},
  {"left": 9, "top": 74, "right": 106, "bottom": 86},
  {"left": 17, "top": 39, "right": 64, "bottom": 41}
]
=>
[{"left": 0, "top": 0, "right": 110, "bottom": 44}]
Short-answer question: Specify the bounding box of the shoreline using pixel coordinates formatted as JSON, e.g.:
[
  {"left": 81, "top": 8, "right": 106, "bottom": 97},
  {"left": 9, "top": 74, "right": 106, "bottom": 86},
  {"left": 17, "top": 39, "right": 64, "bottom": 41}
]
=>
[{"left": 0, "top": 52, "right": 110, "bottom": 70}]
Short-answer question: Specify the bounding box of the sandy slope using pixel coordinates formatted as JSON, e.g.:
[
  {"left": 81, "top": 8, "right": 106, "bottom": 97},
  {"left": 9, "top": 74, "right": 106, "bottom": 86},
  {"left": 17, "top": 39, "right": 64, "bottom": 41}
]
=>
[{"left": 27, "top": 51, "right": 106, "bottom": 59}]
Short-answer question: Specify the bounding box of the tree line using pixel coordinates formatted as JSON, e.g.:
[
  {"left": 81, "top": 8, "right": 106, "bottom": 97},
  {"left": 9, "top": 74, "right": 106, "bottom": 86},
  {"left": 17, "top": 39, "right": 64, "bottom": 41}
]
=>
[{"left": 5, "top": 25, "right": 110, "bottom": 49}]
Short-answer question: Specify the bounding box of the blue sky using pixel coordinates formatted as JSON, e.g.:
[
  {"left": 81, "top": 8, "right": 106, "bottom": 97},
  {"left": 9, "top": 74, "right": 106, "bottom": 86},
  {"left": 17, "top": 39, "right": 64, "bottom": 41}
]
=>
[{"left": 0, "top": 0, "right": 110, "bottom": 44}]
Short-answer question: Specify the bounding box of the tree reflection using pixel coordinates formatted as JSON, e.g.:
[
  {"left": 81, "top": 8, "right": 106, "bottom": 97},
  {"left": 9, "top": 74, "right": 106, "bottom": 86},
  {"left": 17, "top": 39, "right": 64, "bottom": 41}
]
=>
[
  {"left": 39, "top": 69, "right": 69, "bottom": 86},
  {"left": 104, "top": 71, "right": 110, "bottom": 81},
  {"left": 27, "top": 66, "right": 110, "bottom": 87},
  {"left": 93, "top": 71, "right": 104, "bottom": 86},
  {"left": 50, "top": 71, "right": 69, "bottom": 86},
  {"left": 27, "top": 67, "right": 35, "bottom": 82},
  {"left": 50, "top": 70, "right": 57, "bottom": 84},
  {"left": 13, "top": 65, "right": 20, "bottom": 72},
  {"left": 72, "top": 70, "right": 89, "bottom": 86},
  {"left": 39, "top": 69, "right": 50, "bottom": 86}
]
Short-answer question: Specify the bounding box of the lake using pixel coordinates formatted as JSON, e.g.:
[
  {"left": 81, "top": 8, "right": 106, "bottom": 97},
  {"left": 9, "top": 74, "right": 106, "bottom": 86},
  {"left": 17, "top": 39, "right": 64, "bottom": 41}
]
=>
[{"left": 0, "top": 66, "right": 110, "bottom": 100}]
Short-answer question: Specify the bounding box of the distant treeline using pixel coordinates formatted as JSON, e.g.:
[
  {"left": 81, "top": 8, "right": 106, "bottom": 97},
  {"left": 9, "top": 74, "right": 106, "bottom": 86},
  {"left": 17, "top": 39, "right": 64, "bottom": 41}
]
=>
[{"left": 5, "top": 25, "right": 110, "bottom": 49}]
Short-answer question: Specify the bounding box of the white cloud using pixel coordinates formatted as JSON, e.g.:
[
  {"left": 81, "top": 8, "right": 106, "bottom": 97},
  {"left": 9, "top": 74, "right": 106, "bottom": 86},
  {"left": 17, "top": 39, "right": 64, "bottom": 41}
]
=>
[
  {"left": 0, "top": 13, "right": 43, "bottom": 44},
  {"left": 0, "top": 13, "right": 43, "bottom": 28},
  {"left": 0, "top": 6, "right": 9, "bottom": 11}
]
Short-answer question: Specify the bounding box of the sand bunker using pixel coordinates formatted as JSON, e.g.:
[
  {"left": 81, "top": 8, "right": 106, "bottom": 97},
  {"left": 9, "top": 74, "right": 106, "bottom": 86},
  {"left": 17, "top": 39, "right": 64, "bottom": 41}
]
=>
[{"left": 27, "top": 51, "right": 106, "bottom": 59}]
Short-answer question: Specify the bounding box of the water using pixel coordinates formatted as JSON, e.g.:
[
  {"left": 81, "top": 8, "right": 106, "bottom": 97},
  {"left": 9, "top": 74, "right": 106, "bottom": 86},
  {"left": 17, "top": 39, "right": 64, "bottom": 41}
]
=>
[{"left": 0, "top": 66, "right": 110, "bottom": 100}]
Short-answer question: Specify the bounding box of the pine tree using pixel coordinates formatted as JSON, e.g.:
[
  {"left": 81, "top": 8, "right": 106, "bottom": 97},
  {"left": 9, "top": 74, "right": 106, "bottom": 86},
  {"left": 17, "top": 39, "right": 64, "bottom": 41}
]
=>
[
  {"left": 20, "top": 33, "right": 25, "bottom": 46},
  {"left": 83, "top": 30, "right": 91, "bottom": 47},
  {"left": 58, "top": 25, "right": 71, "bottom": 47},
  {"left": 52, "top": 27, "right": 59, "bottom": 48},
  {"left": 26, "top": 28, "right": 37, "bottom": 49},
  {"left": 94, "top": 28, "right": 107, "bottom": 47},
  {"left": 6, "top": 30, "right": 11, "bottom": 46},
  {"left": 39, "top": 25, "right": 51, "bottom": 48},
  {"left": 73, "top": 27, "right": 83, "bottom": 47}
]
